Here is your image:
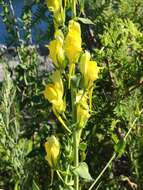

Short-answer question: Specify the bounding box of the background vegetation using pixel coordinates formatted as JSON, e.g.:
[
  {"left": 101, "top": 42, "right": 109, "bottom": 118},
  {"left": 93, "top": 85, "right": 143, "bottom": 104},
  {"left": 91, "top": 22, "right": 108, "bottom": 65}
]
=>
[{"left": 0, "top": 0, "right": 143, "bottom": 189}]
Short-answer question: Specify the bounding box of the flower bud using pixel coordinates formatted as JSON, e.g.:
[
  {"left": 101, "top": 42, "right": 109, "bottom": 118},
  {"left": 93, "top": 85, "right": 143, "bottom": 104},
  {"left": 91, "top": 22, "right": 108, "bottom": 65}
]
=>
[
  {"left": 64, "top": 20, "right": 82, "bottom": 63},
  {"left": 79, "top": 51, "right": 90, "bottom": 77},
  {"left": 45, "top": 0, "right": 60, "bottom": 12},
  {"left": 76, "top": 90, "right": 90, "bottom": 128},
  {"left": 48, "top": 30, "right": 65, "bottom": 69},
  {"left": 45, "top": 135, "right": 60, "bottom": 167}
]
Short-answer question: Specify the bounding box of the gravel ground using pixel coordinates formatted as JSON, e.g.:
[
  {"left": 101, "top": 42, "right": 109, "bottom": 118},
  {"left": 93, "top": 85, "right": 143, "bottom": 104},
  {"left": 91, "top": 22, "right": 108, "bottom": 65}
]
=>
[{"left": 0, "top": 45, "right": 54, "bottom": 81}]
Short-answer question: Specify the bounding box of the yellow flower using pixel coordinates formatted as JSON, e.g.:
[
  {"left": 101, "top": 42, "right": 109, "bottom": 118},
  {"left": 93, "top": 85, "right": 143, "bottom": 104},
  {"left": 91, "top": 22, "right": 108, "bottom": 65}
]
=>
[
  {"left": 45, "top": 0, "right": 61, "bottom": 12},
  {"left": 64, "top": 20, "right": 82, "bottom": 63},
  {"left": 76, "top": 90, "right": 90, "bottom": 128},
  {"left": 45, "top": 135, "right": 60, "bottom": 167},
  {"left": 48, "top": 30, "right": 65, "bottom": 69},
  {"left": 79, "top": 51, "right": 100, "bottom": 87},
  {"left": 44, "top": 71, "right": 65, "bottom": 113}
]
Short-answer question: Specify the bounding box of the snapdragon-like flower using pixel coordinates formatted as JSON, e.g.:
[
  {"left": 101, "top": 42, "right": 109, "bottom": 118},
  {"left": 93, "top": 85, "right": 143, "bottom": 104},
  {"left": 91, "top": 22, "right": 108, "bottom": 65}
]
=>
[
  {"left": 45, "top": 135, "right": 60, "bottom": 167},
  {"left": 44, "top": 71, "right": 65, "bottom": 113},
  {"left": 76, "top": 90, "right": 90, "bottom": 128},
  {"left": 64, "top": 20, "right": 82, "bottom": 63},
  {"left": 48, "top": 30, "right": 65, "bottom": 69},
  {"left": 45, "top": 0, "right": 61, "bottom": 12},
  {"left": 79, "top": 51, "right": 100, "bottom": 88}
]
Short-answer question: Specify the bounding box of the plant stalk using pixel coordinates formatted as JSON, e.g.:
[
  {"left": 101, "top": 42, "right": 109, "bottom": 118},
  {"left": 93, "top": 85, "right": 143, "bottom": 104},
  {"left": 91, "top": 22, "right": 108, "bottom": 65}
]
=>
[
  {"left": 72, "top": 0, "right": 77, "bottom": 18},
  {"left": 74, "top": 130, "right": 79, "bottom": 190},
  {"left": 71, "top": 84, "right": 79, "bottom": 190}
]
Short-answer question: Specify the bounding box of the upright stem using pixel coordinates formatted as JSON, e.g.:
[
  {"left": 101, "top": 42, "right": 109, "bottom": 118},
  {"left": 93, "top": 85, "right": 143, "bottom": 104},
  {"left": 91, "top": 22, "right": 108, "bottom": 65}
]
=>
[
  {"left": 72, "top": 0, "right": 77, "bottom": 18},
  {"left": 124, "top": 109, "right": 143, "bottom": 140},
  {"left": 71, "top": 86, "right": 79, "bottom": 190},
  {"left": 9, "top": 0, "right": 21, "bottom": 43},
  {"left": 74, "top": 130, "right": 79, "bottom": 190}
]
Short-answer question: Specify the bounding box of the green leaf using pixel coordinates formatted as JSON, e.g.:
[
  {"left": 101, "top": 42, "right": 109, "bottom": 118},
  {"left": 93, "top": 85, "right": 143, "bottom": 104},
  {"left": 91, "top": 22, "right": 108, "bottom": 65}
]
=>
[
  {"left": 77, "top": 17, "right": 95, "bottom": 25},
  {"left": 73, "top": 162, "right": 93, "bottom": 181},
  {"left": 110, "top": 119, "right": 120, "bottom": 131},
  {"left": 26, "top": 139, "right": 33, "bottom": 155},
  {"left": 79, "top": 142, "right": 87, "bottom": 152},
  {"left": 114, "top": 139, "right": 126, "bottom": 157},
  {"left": 32, "top": 180, "right": 40, "bottom": 190},
  {"left": 111, "top": 134, "right": 119, "bottom": 144}
]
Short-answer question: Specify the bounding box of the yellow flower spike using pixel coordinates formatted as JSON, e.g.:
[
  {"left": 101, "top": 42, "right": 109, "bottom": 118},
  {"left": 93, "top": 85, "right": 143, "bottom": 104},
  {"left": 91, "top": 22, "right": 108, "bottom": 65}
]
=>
[
  {"left": 48, "top": 30, "right": 65, "bottom": 69},
  {"left": 45, "top": 135, "right": 60, "bottom": 167},
  {"left": 64, "top": 20, "right": 82, "bottom": 63},
  {"left": 45, "top": 0, "right": 61, "bottom": 12},
  {"left": 76, "top": 90, "right": 90, "bottom": 128}
]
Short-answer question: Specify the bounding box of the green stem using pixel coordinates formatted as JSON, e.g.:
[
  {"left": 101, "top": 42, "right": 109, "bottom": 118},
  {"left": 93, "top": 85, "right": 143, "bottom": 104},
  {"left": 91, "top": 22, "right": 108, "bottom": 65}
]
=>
[
  {"left": 53, "top": 109, "right": 71, "bottom": 134},
  {"left": 124, "top": 109, "right": 143, "bottom": 140},
  {"left": 72, "top": 0, "right": 77, "bottom": 18},
  {"left": 65, "top": 164, "right": 70, "bottom": 184},
  {"left": 56, "top": 170, "right": 71, "bottom": 187},
  {"left": 89, "top": 85, "right": 93, "bottom": 112},
  {"left": 74, "top": 130, "right": 79, "bottom": 190},
  {"left": 50, "top": 169, "right": 54, "bottom": 186},
  {"left": 68, "top": 63, "right": 75, "bottom": 89},
  {"left": 71, "top": 85, "right": 79, "bottom": 190},
  {"left": 56, "top": 170, "right": 66, "bottom": 185}
]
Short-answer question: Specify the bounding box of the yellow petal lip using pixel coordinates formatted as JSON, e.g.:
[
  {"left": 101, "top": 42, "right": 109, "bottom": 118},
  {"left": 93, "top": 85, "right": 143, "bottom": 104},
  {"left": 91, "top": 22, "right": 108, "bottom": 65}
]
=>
[
  {"left": 86, "top": 61, "right": 100, "bottom": 81},
  {"left": 44, "top": 84, "right": 58, "bottom": 103}
]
